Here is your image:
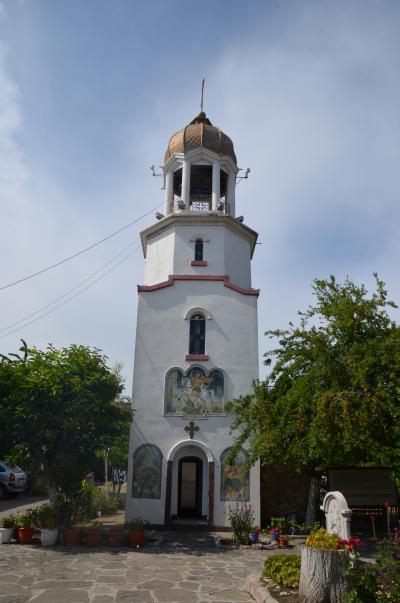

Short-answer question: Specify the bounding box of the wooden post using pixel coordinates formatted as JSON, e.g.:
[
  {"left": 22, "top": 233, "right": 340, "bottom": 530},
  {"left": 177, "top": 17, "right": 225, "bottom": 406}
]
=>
[{"left": 299, "top": 547, "right": 348, "bottom": 603}]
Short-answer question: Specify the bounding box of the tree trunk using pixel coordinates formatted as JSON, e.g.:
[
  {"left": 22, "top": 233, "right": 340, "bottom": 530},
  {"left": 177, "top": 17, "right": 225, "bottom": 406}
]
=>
[
  {"left": 305, "top": 474, "right": 319, "bottom": 525},
  {"left": 44, "top": 459, "right": 57, "bottom": 504},
  {"left": 299, "top": 547, "right": 348, "bottom": 603}
]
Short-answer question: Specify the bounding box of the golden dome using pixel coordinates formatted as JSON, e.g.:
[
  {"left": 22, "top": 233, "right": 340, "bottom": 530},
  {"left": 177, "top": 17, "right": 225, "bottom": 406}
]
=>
[{"left": 164, "top": 112, "right": 237, "bottom": 165}]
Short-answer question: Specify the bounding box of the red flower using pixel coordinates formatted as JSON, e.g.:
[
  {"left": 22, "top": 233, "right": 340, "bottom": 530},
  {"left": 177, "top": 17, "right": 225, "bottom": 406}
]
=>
[{"left": 338, "top": 537, "right": 361, "bottom": 551}]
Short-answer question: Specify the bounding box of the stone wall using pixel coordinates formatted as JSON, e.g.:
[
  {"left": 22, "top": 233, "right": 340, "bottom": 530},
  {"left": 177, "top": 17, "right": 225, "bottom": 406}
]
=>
[{"left": 260, "top": 463, "right": 313, "bottom": 525}]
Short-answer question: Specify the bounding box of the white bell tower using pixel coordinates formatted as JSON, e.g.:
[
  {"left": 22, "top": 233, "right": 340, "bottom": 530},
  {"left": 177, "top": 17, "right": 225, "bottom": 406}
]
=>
[{"left": 125, "top": 108, "right": 260, "bottom": 528}]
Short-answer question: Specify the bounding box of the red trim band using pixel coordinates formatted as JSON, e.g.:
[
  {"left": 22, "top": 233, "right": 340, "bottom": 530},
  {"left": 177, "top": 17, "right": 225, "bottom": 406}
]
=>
[
  {"left": 185, "top": 354, "right": 209, "bottom": 361},
  {"left": 137, "top": 275, "right": 259, "bottom": 296}
]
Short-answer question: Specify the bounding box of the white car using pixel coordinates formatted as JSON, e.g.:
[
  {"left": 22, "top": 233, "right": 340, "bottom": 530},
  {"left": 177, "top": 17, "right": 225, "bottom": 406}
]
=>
[{"left": 0, "top": 461, "right": 27, "bottom": 498}]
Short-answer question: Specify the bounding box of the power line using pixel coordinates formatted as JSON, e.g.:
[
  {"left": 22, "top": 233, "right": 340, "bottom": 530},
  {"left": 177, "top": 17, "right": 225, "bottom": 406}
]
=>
[
  {"left": 0, "top": 240, "right": 140, "bottom": 334},
  {"left": 0, "top": 245, "right": 141, "bottom": 340},
  {"left": 0, "top": 202, "right": 161, "bottom": 291}
]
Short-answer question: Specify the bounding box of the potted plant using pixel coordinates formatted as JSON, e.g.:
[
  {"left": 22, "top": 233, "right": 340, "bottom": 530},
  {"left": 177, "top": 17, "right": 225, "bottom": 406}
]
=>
[
  {"left": 249, "top": 526, "right": 261, "bottom": 544},
  {"left": 37, "top": 504, "right": 59, "bottom": 547},
  {"left": 269, "top": 527, "right": 280, "bottom": 543},
  {"left": 57, "top": 498, "right": 82, "bottom": 546},
  {"left": 85, "top": 520, "right": 103, "bottom": 547},
  {"left": 259, "top": 528, "right": 270, "bottom": 544},
  {"left": 108, "top": 527, "right": 126, "bottom": 547},
  {"left": 17, "top": 510, "right": 37, "bottom": 545},
  {"left": 298, "top": 528, "right": 361, "bottom": 602},
  {"left": 127, "top": 518, "right": 147, "bottom": 548},
  {"left": 0, "top": 514, "right": 17, "bottom": 544},
  {"left": 63, "top": 522, "right": 82, "bottom": 546}
]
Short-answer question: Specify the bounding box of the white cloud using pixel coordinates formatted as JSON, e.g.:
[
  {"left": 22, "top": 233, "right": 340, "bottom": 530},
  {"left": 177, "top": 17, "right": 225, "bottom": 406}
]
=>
[{"left": 0, "top": 41, "right": 29, "bottom": 209}]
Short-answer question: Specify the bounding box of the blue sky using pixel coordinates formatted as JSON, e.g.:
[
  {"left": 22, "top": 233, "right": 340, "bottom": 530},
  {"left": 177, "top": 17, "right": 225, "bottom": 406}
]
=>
[{"left": 1, "top": 0, "right": 400, "bottom": 392}]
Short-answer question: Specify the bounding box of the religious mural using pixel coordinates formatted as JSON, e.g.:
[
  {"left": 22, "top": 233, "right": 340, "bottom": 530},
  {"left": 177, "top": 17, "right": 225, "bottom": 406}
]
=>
[
  {"left": 132, "top": 444, "right": 162, "bottom": 499},
  {"left": 165, "top": 367, "right": 224, "bottom": 416},
  {"left": 220, "top": 448, "right": 250, "bottom": 502}
]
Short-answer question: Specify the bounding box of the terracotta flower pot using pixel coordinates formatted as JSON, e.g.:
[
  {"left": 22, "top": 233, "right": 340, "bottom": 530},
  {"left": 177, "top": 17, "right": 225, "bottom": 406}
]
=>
[
  {"left": 18, "top": 527, "right": 34, "bottom": 545},
  {"left": 128, "top": 529, "right": 144, "bottom": 547},
  {"left": 85, "top": 529, "right": 103, "bottom": 547},
  {"left": 279, "top": 536, "right": 289, "bottom": 547},
  {"left": 64, "top": 527, "right": 81, "bottom": 546},
  {"left": 108, "top": 530, "right": 125, "bottom": 547}
]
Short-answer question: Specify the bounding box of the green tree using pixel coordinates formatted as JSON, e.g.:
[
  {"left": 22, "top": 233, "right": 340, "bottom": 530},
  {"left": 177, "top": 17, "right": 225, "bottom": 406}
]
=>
[
  {"left": 0, "top": 341, "right": 132, "bottom": 502},
  {"left": 227, "top": 275, "right": 400, "bottom": 517}
]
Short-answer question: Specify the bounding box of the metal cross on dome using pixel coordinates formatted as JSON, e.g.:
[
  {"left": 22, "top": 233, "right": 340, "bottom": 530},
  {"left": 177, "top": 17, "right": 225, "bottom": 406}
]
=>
[{"left": 184, "top": 421, "right": 199, "bottom": 440}]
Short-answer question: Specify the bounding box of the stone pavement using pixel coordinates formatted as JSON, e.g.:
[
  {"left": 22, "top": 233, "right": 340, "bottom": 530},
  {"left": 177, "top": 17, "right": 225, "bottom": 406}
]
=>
[
  {"left": 0, "top": 532, "right": 300, "bottom": 603},
  {"left": 0, "top": 496, "right": 49, "bottom": 520}
]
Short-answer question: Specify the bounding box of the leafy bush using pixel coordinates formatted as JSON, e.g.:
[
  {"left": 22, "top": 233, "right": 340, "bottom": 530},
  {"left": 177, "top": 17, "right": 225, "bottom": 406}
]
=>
[
  {"left": 342, "top": 539, "right": 400, "bottom": 603},
  {"left": 127, "top": 517, "right": 149, "bottom": 532},
  {"left": 0, "top": 514, "right": 17, "bottom": 528},
  {"left": 91, "top": 487, "right": 120, "bottom": 516},
  {"left": 18, "top": 509, "right": 38, "bottom": 528},
  {"left": 269, "top": 517, "right": 287, "bottom": 532},
  {"left": 36, "top": 504, "right": 58, "bottom": 529},
  {"left": 73, "top": 481, "right": 120, "bottom": 522},
  {"left": 263, "top": 554, "right": 301, "bottom": 589},
  {"left": 306, "top": 528, "right": 342, "bottom": 549},
  {"left": 55, "top": 482, "right": 120, "bottom": 526},
  {"left": 228, "top": 502, "right": 255, "bottom": 545}
]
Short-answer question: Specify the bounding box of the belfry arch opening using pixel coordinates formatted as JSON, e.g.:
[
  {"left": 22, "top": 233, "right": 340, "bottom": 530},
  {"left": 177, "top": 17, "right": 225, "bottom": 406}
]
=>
[{"left": 172, "top": 164, "right": 228, "bottom": 212}]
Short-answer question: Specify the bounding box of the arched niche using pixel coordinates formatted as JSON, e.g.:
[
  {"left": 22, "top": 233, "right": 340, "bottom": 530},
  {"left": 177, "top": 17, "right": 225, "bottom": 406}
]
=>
[
  {"left": 132, "top": 444, "right": 162, "bottom": 499},
  {"left": 220, "top": 447, "right": 250, "bottom": 502}
]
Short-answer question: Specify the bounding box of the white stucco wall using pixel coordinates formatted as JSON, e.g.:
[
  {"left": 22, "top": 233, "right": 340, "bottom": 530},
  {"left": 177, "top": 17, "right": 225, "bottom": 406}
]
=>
[
  {"left": 143, "top": 222, "right": 253, "bottom": 289},
  {"left": 125, "top": 277, "right": 260, "bottom": 527},
  {"left": 143, "top": 228, "right": 175, "bottom": 285}
]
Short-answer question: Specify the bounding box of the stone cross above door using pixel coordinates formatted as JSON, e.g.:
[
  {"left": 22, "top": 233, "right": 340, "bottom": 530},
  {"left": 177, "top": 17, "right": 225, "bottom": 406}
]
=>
[{"left": 184, "top": 421, "right": 199, "bottom": 439}]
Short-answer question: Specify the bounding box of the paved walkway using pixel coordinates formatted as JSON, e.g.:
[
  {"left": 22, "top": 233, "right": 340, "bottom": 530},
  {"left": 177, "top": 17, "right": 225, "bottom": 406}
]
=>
[
  {"left": 0, "top": 496, "right": 49, "bottom": 519},
  {"left": 0, "top": 533, "right": 297, "bottom": 603}
]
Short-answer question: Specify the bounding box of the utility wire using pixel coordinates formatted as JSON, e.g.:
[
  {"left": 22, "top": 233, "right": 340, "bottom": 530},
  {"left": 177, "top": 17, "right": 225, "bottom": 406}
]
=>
[
  {"left": 0, "top": 202, "right": 162, "bottom": 291},
  {"left": 0, "top": 240, "right": 140, "bottom": 334},
  {"left": 0, "top": 245, "right": 141, "bottom": 340}
]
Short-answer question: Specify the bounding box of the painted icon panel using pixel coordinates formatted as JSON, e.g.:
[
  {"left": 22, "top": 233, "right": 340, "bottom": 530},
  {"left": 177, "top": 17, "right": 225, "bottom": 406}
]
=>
[
  {"left": 132, "top": 444, "right": 162, "bottom": 499},
  {"left": 220, "top": 448, "right": 250, "bottom": 502},
  {"left": 165, "top": 367, "right": 224, "bottom": 416}
]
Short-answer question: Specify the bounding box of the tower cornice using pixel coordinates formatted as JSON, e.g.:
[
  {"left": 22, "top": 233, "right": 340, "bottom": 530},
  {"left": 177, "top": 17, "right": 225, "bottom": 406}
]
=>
[{"left": 140, "top": 212, "right": 258, "bottom": 258}]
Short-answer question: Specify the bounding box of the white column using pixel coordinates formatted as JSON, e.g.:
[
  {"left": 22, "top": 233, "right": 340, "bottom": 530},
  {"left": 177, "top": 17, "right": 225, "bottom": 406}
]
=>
[
  {"left": 227, "top": 171, "right": 236, "bottom": 217},
  {"left": 212, "top": 160, "right": 221, "bottom": 211},
  {"left": 181, "top": 159, "right": 191, "bottom": 210},
  {"left": 164, "top": 170, "right": 173, "bottom": 214}
]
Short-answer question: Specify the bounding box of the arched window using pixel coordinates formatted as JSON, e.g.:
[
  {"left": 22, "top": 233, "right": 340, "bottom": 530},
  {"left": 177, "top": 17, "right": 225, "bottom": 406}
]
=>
[
  {"left": 189, "top": 314, "right": 205, "bottom": 355},
  {"left": 132, "top": 444, "right": 162, "bottom": 499},
  {"left": 194, "top": 239, "right": 204, "bottom": 261}
]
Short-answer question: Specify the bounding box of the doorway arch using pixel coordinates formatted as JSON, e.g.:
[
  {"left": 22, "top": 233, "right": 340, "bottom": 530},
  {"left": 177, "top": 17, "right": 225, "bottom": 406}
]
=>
[
  {"left": 178, "top": 456, "right": 203, "bottom": 518},
  {"left": 165, "top": 440, "right": 215, "bottom": 527}
]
